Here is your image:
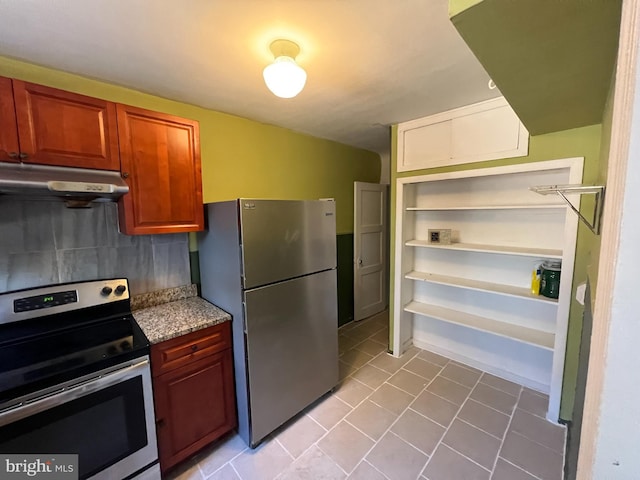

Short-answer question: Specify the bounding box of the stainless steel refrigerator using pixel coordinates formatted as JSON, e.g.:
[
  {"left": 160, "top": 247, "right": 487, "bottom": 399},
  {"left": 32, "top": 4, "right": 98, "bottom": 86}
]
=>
[{"left": 198, "top": 199, "right": 339, "bottom": 448}]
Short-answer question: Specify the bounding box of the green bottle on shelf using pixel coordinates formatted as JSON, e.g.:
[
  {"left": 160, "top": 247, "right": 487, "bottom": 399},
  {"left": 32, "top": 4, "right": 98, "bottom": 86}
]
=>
[{"left": 540, "top": 260, "right": 562, "bottom": 299}]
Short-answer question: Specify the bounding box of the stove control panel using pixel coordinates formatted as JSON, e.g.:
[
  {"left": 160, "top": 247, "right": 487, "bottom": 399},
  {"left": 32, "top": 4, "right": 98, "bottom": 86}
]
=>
[
  {"left": 13, "top": 290, "right": 78, "bottom": 313},
  {"left": 0, "top": 278, "right": 130, "bottom": 324}
]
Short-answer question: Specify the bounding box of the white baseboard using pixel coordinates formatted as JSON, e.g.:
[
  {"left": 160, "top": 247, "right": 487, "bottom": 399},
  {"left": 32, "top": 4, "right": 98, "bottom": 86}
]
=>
[{"left": 412, "top": 338, "right": 550, "bottom": 395}]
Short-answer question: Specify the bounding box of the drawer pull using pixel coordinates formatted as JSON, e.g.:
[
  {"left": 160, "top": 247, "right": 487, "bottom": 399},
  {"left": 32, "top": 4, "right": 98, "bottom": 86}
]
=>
[{"left": 191, "top": 345, "right": 198, "bottom": 351}]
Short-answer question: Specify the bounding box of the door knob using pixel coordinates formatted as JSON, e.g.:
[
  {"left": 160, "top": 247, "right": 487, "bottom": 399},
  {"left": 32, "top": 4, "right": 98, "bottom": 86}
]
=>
[{"left": 358, "top": 258, "right": 363, "bottom": 266}]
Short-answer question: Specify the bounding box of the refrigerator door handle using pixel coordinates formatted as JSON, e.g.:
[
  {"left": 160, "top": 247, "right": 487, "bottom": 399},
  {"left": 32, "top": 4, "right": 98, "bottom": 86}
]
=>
[
  {"left": 241, "top": 302, "right": 248, "bottom": 333},
  {"left": 239, "top": 245, "right": 246, "bottom": 289}
]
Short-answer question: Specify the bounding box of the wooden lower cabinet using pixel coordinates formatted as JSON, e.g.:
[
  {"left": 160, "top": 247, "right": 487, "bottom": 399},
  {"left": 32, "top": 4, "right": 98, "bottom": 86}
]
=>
[{"left": 151, "top": 323, "right": 236, "bottom": 473}]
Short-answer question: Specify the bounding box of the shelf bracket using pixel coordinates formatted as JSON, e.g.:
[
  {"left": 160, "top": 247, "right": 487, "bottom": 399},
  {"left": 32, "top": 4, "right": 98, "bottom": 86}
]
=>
[{"left": 529, "top": 184, "right": 605, "bottom": 234}]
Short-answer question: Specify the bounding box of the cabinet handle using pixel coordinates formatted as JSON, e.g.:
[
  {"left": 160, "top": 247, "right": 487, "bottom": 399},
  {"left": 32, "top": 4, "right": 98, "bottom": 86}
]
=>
[
  {"left": 8, "top": 152, "right": 18, "bottom": 159},
  {"left": 122, "top": 172, "right": 130, "bottom": 179},
  {"left": 156, "top": 418, "right": 165, "bottom": 428},
  {"left": 191, "top": 344, "right": 198, "bottom": 352},
  {"left": 18, "top": 153, "right": 28, "bottom": 160}
]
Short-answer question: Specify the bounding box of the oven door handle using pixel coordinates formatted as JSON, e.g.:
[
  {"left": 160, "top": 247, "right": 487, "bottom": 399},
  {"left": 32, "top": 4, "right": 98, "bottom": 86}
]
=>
[{"left": 0, "top": 358, "right": 151, "bottom": 425}]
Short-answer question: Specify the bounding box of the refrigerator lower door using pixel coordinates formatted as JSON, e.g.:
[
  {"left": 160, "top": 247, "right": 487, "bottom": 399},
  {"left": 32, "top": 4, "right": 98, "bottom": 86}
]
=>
[{"left": 243, "top": 269, "right": 338, "bottom": 446}]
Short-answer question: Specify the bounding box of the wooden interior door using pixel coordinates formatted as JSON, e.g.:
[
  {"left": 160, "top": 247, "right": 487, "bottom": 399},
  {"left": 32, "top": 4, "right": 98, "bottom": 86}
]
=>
[
  {"left": 12, "top": 80, "right": 120, "bottom": 170},
  {"left": 0, "top": 76, "right": 19, "bottom": 163},
  {"left": 116, "top": 104, "right": 204, "bottom": 234},
  {"left": 354, "top": 182, "right": 388, "bottom": 320}
]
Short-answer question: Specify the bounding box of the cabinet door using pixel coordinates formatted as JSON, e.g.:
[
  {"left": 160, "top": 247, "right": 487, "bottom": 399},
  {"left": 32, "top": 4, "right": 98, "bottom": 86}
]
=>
[
  {"left": 402, "top": 119, "right": 451, "bottom": 171},
  {"left": 397, "top": 97, "right": 528, "bottom": 171},
  {"left": 0, "top": 76, "right": 19, "bottom": 162},
  {"left": 153, "top": 350, "right": 236, "bottom": 473},
  {"left": 451, "top": 104, "right": 523, "bottom": 159},
  {"left": 116, "top": 104, "right": 204, "bottom": 235},
  {"left": 12, "top": 80, "right": 120, "bottom": 170}
]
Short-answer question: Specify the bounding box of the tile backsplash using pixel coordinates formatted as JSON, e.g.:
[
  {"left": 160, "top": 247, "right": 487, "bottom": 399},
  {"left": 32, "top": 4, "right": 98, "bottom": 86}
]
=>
[{"left": 0, "top": 197, "right": 190, "bottom": 294}]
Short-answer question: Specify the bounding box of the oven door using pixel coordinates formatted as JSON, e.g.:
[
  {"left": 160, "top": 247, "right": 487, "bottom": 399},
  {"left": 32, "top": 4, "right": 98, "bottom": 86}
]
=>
[{"left": 0, "top": 357, "right": 158, "bottom": 480}]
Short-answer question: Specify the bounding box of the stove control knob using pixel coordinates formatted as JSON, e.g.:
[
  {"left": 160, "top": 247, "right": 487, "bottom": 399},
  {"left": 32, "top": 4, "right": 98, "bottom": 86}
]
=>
[
  {"left": 115, "top": 285, "right": 127, "bottom": 295},
  {"left": 101, "top": 286, "right": 113, "bottom": 296},
  {"left": 120, "top": 341, "right": 131, "bottom": 351}
]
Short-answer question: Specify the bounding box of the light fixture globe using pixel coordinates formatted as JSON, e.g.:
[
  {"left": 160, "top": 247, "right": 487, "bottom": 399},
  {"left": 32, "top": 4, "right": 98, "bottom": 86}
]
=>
[{"left": 263, "top": 39, "right": 307, "bottom": 98}]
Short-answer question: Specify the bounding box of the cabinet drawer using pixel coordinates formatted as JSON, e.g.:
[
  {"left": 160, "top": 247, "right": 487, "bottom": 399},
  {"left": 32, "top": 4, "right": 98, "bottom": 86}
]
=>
[{"left": 151, "top": 322, "right": 231, "bottom": 376}]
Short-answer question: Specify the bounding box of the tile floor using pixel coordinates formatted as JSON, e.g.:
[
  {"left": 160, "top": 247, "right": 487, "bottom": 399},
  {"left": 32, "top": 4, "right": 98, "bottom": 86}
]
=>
[{"left": 168, "top": 311, "right": 566, "bottom": 480}]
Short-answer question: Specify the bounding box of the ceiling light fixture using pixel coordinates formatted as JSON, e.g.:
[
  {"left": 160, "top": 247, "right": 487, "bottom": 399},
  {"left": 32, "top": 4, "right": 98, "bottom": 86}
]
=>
[{"left": 263, "top": 39, "right": 307, "bottom": 99}]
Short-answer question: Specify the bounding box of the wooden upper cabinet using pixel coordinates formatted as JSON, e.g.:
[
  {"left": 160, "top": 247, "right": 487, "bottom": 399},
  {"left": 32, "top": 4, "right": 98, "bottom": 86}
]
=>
[
  {"left": 0, "top": 77, "right": 20, "bottom": 162},
  {"left": 116, "top": 104, "right": 204, "bottom": 235},
  {"left": 12, "top": 80, "right": 120, "bottom": 170}
]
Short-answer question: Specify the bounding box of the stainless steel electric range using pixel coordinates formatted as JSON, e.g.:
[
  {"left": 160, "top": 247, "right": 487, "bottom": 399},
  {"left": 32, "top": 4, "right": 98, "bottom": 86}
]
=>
[{"left": 0, "top": 279, "right": 160, "bottom": 480}]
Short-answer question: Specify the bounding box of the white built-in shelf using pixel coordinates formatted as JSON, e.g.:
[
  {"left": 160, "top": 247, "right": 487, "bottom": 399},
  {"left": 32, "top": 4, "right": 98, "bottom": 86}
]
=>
[
  {"left": 404, "top": 301, "right": 555, "bottom": 350},
  {"left": 406, "top": 204, "right": 566, "bottom": 211},
  {"left": 405, "top": 271, "right": 558, "bottom": 304},
  {"left": 405, "top": 240, "right": 563, "bottom": 259}
]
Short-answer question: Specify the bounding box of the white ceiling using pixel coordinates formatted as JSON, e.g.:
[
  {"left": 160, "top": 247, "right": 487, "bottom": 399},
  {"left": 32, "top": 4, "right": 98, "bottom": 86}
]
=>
[{"left": 0, "top": 0, "right": 500, "bottom": 155}]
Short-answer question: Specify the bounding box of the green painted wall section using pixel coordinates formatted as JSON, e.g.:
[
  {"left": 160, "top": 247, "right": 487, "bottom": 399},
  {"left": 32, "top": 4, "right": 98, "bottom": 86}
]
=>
[
  {"left": 336, "top": 234, "right": 355, "bottom": 326},
  {"left": 565, "top": 69, "right": 617, "bottom": 479},
  {"left": 449, "top": 0, "right": 621, "bottom": 136},
  {"left": 588, "top": 69, "right": 617, "bottom": 294},
  {"left": 448, "top": 0, "right": 482, "bottom": 18},
  {"left": 389, "top": 124, "right": 602, "bottom": 420},
  {"left": 0, "top": 56, "right": 380, "bottom": 234}
]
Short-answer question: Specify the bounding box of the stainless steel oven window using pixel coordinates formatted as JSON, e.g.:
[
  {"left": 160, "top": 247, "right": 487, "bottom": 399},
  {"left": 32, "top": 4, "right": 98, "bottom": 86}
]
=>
[{"left": 0, "top": 357, "right": 158, "bottom": 480}]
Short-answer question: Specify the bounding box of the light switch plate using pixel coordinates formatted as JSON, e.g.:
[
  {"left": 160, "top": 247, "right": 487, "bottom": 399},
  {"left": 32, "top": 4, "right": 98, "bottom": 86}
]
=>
[{"left": 576, "top": 282, "right": 586, "bottom": 305}]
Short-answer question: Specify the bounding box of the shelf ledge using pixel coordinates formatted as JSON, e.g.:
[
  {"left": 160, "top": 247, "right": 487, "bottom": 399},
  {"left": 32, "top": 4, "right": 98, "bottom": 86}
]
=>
[
  {"left": 405, "top": 271, "right": 558, "bottom": 304},
  {"left": 405, "top": 240, "right": 562, "bottom": 259},
  {"left": 406, "top": 204, "right": 566, "bottom": 211},
  {"left": 404, "top": 301, "right": 555, "bottom": 350}
]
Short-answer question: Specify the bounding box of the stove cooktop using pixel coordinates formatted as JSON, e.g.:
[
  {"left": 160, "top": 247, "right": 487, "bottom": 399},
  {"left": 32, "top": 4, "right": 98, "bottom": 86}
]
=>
[{"left": 0, "top": 279, "right": 149, "bottom": 404}]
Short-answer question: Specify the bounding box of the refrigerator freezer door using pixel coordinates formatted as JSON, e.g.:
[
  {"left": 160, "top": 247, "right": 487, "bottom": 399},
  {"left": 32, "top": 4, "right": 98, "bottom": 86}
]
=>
[
  {"left": 243, "top": 269, "right": 338, "bottom": 446},
  {"left": 240, "top": 199, "right": 336, "bottom": 289}
]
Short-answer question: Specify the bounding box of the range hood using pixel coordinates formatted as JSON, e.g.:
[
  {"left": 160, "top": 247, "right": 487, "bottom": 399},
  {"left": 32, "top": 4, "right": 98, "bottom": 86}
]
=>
[{"left": 0, "top": 162, "right": 129, "bottom": 207}]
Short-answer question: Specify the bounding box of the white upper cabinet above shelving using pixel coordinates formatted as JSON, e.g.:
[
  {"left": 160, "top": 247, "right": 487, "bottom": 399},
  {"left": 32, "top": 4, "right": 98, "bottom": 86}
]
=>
[{"left": 398, "top": 97, "right": 529, "bottom": 172}]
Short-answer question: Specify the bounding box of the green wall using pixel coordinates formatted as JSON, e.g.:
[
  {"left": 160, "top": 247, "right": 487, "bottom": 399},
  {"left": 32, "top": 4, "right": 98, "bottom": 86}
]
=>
[
  {"left": 389, "top": 123, "right": 602, "bottom": 420},
  {"left": 0, "top": 56, "right": 380, "bottom": 234},
  {"left": 0, "top": 56, "right": 379, "bottom": 326},
  {"left": 449, "top": 0, "right": 621, "bottom": 136}
]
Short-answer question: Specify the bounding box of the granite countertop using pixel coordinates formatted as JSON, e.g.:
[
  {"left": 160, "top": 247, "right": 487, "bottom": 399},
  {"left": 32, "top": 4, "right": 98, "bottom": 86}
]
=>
[{"left": 132, "top": 285, "right": 231, "bottom": 344}]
